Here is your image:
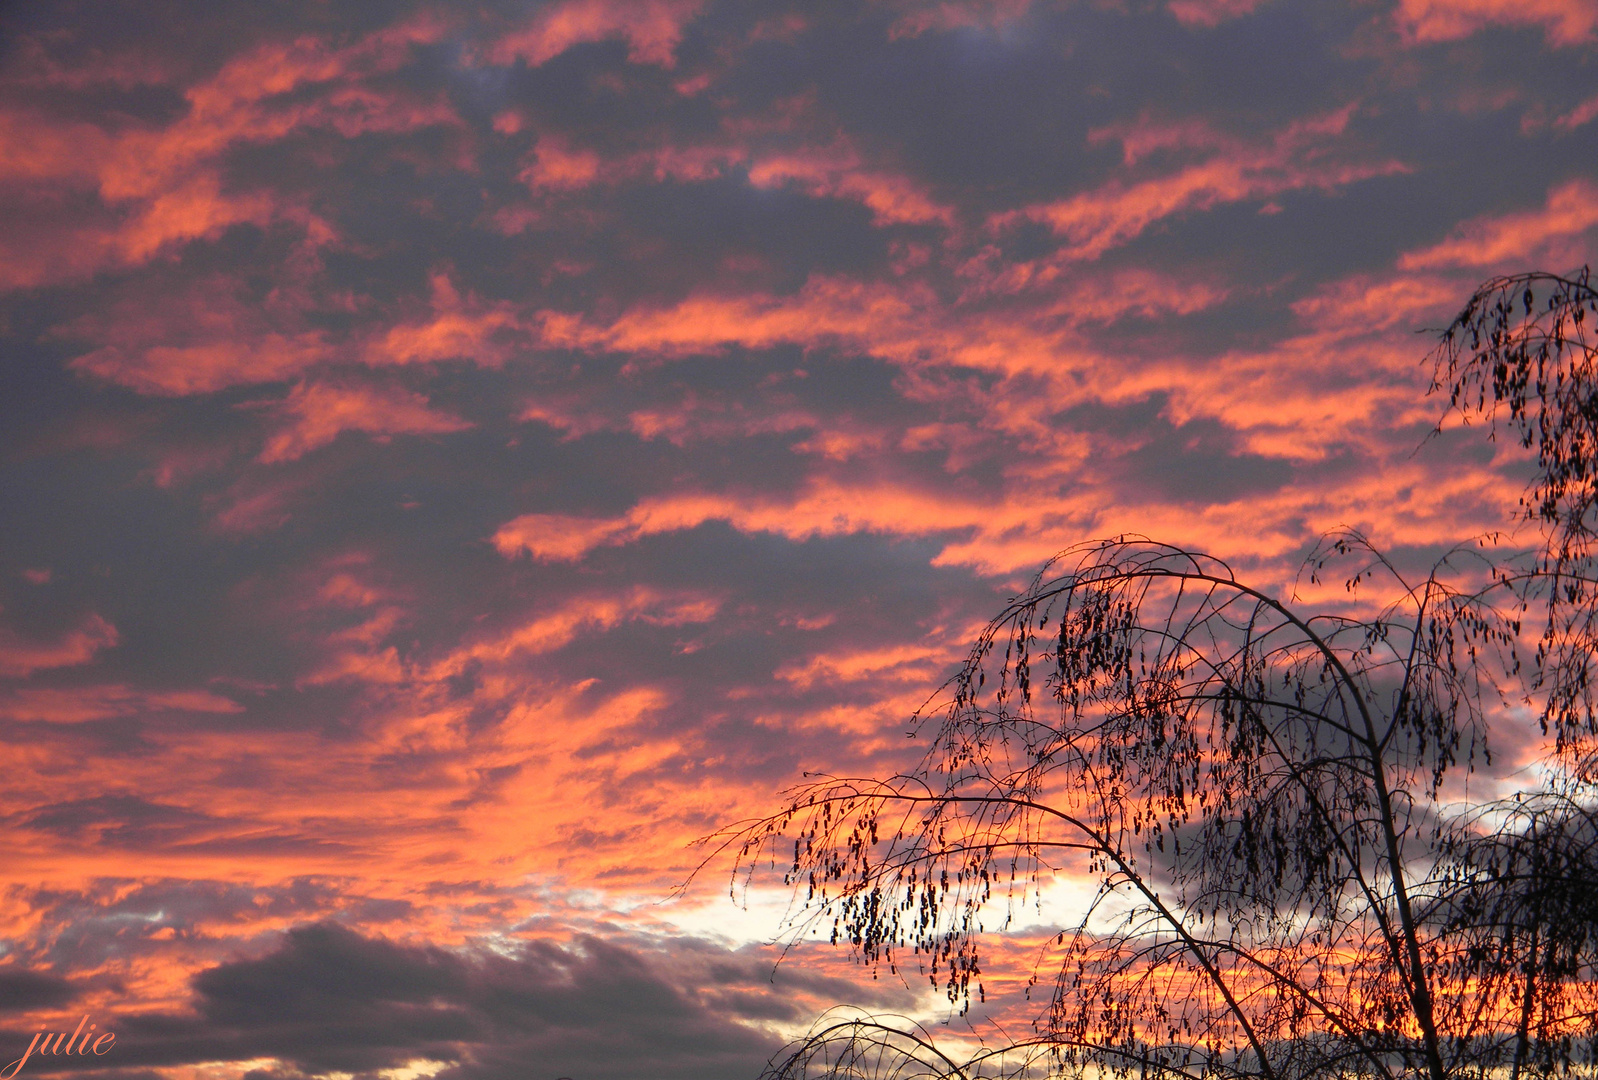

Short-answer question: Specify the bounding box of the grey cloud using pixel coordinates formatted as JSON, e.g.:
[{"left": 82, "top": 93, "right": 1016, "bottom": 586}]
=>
[{"left": 8, "top": 923, "right": 912, "bottom": 1080}]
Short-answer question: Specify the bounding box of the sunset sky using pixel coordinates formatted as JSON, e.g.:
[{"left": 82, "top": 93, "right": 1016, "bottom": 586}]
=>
[{"left": 0, "top": 1, "right": 1596, "bottom": 1077}]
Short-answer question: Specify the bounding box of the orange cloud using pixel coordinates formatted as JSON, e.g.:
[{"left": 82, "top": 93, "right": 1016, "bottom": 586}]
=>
[
  {"left": 0, "top": 684, "right": 240, "bottom": 723},
  {"left": 997, "top": 107, "right": 1407, "bottom": 260},
  {"left": 494, "top": 483, "right": 1015, "bottom": 565},
  {"left": 484, "top": 0, "right": 706, "bottom": 68},
  {"left": 532, "top": 274, "right": 930, "bottom": 359},
  {"left": 774, "top": 641, "right": 950, "bottom": 690},
  {"left": 493, "top": 513, "right": 636, "bottom": 562},
  {"left": 1289, "top": 273, "right": 1462, "bottom": 334},
  {"left": 259, "top": 381, "right": 471, "bottom": 463},
  {"left": 1398, "top": 179, "right": 1598, "bottom": 270},
  {"left": 0, "top": 614, "right": 119, "bottom": 678},
  {"left": 1394, "top": 0, "right": 1598, "bottom": 46},
  {"left": 0, "top": 16, "right": 456, "bottom": 292},
  {"left": 433, "top": 587, "right": 721, "bottom": 674}
]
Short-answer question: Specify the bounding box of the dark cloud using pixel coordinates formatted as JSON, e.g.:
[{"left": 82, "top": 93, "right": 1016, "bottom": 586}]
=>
[
  {"left": 0, "top": 972, "right": 78, "bottom": 1014},
  {"left": 6, "top": 924, "right": 893, "bottom": 1080}
]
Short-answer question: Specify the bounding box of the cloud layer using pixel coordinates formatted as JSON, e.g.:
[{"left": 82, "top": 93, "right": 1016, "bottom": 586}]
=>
[{"left": 0, "top": 0, "right": 1594, "bottom": 1076}]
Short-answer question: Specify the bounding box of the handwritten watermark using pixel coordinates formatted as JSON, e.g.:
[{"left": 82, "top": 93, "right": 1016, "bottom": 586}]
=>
[{"left": 2, "top": 1017, "right": 114, "bottom": 1077}]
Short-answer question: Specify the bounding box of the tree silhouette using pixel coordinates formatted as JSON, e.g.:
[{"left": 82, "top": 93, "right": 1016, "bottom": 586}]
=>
[
  {"left": 717, "top": 269, "right": 1598, "bottom": 1080},
  {"left": 1425, "top": 266, "right": 1598, "bottom": 1080},
  {"left": 1430, "top": 267, "right": 1598, "bottom": 768}
]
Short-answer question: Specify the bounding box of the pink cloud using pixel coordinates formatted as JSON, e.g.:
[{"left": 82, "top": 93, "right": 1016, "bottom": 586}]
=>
[
  {"left": 520, "top": 136, "right": 605, "bottom": 191},
  {"left": 0, "top": 17, "right": 457, "bottom": 292},
  {"left": 60, "top": 277, "right": 334, "bottom": 395},
  {"left": 0, "top": 109, "right": 111, "bottom": 185},
  {"left": 509, "top": 133, "right": 746, "bottom": 196},
  {"left": 527, "top": 269, "right": 1221, "bottom": 388},
  {"left": 363, "top": 272, "right": 525, "bottom": 368},
  {"left": 748, "top": 144, "right": 955, "bottom": 226},
  {"left": 259, "top": 381, "right": 472, "bottom": 463},
  {"left": 209, "top": 481, "right": 298, "bottom": 535},
  {"left": 1394, "top": 0, "right": 1598, "bottom": 46},
  {"left": 1166, "top": 0, "right": 1272, "bottom": 27},
  {"left": 1398, "top": 179, "right": 1598, "bottom": 270},
  {"left": 880, "top": 0, "right": 1033, "bottom": 40},
  {"left": 484, "top": 0, "right": 706, "bottom": 69},
  {"left": 492, "top": 513, "right": 638, "bottom": 562},
  {"left": 996, "top": 107, "right": 1407, "bottom": 261},
  {"left": 0, "top": 614, "right": 119, "bottom": 678},
  {"left": 1, "top": 34, "right": 178, "bottom": 92},
  {"left": 1554, "top": 93, "right": 1598, "bottom": 131}
]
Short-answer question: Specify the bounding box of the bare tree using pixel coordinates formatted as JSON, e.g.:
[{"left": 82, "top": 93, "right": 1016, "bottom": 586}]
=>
[{"left": 717, "top": 269, "right": 1598, "bottom": 1080}]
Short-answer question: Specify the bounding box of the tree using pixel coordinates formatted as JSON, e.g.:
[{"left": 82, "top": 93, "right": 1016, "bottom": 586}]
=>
[
  {"left": 1425, "top": 266, "right": 1598, "bottom": 1080},
  {"left": 1429, "top": 267, "right": 1598, "bottom": 770},
  {"left": 716, "top": 268, "right": 1598, "bottom": 1080}
]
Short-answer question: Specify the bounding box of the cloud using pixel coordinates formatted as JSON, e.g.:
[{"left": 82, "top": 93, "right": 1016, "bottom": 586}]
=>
[
  {"left": 879, "top": 0, "right": 1034, "bottom": 39},
  {"left": 520, "top": 135, "right": 605, "bottom": 191},
  {"left": 363, "top": 273, "right": 526, "bottom": 369},
  {"left": 483, "top": 0, "right": 707, "bottom": 69},
  {"left": 748, "top": 144, "right": 956, "bottom": 227},
  {"left": 60, "top": 278, "right": 334, "bottom": 395},
  {"left": 996, "top": 107, "right": 1407, "bottom": 261},
  {"left": 1393, "top": 0, "right": 1598, "bottom": 46},
  {"left": 774, "top": 641, "right": 950, "bottom": 691},
  {"left": 434, "top": 588, "right": 721, "bottom": 669},
  {"left": 0, "top": 972, "right": 79, "bottom": 1014},
  {"left": 1553, "top": 93, "right": 1598, "bottom": 131},
  {"left": 91, "top": 923, "right": 795, "bottom": 1080},
  {"left": 1166, "top": 0, "right": 1272, "bottom": 28},
  {"left": 0, "top": 3, "right": 1584, "bottom": 1070},
  {"left": 1398, "top": 179, "right": 1598, "bottom": 269},
  {"left": 491, "top": 513, "right": 639, "bottom": 562},
  {"left": 491, "top": 481, "right": 1051, "bottom": 571},
  {"left": 0, "top": 615, "right": 118, "bottom": 679},
  {"left": 0, "top": 16, "right": 456, "bottom": 291},
  {"left": 1289, "top": 273, "right": 1463, "bottom": 335},
  {"left": 61, "top": 267, "right": 522, "bottom": 398},
  {"left": 0, "top": 685, "right": 240, "bottom": 724},
  {"left": 260, "top": 382, "right": 471, "bottom": 463}
]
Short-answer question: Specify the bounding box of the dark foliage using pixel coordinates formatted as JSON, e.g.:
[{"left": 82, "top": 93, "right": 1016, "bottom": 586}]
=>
[
  {"left": 717, "top": 269, "right": 1598, "bottom": 1080},
  {"left": 1430, "top": 266, "right": 1598, "bottom": 764}
]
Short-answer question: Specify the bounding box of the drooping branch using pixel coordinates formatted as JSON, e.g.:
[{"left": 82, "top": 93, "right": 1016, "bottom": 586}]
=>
[{"left": 719, "top": 535, "right": 1536, "bottom": 1080}]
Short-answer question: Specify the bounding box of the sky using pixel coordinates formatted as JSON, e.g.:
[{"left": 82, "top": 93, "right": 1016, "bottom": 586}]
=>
[{"left": 0, "top": 0, "right": 1595, "bottom": 1077}]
